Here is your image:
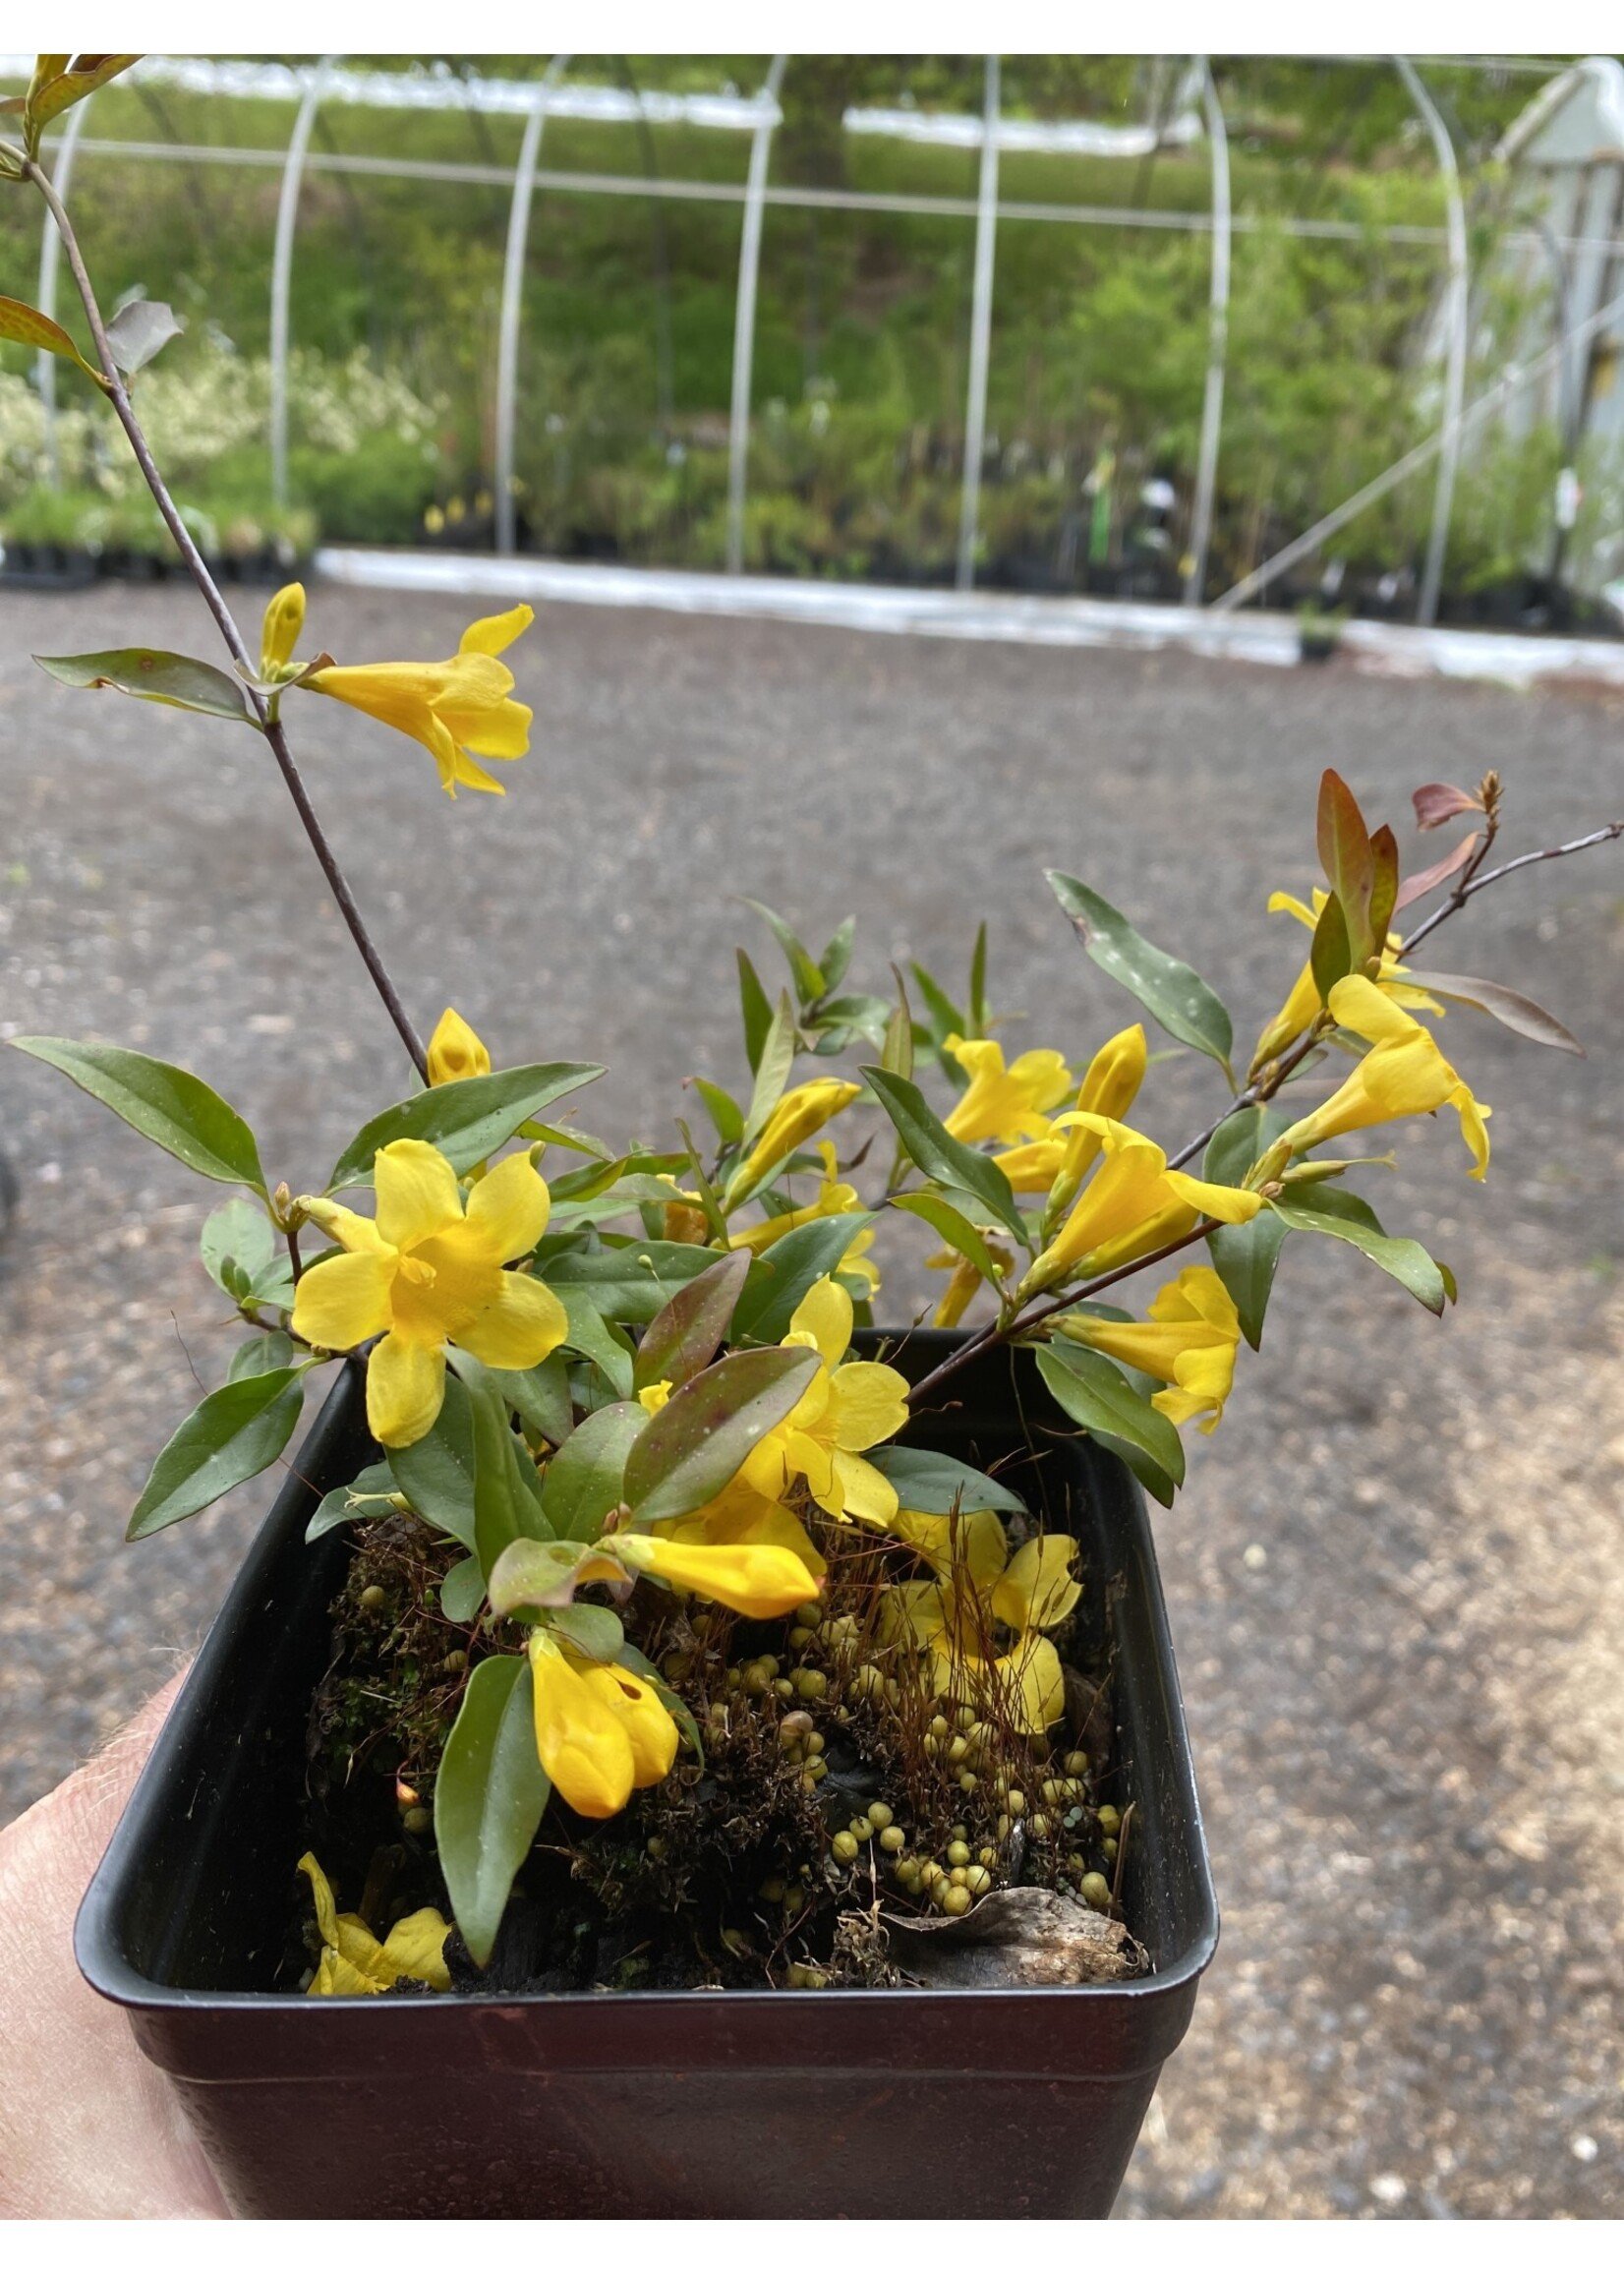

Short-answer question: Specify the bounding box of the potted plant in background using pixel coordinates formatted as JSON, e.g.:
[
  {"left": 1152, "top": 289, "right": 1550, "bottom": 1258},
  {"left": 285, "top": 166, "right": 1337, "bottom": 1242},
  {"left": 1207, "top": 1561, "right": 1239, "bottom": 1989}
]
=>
[{"left": 4, "top": 55, "right": 1623, "bottom": 2220}]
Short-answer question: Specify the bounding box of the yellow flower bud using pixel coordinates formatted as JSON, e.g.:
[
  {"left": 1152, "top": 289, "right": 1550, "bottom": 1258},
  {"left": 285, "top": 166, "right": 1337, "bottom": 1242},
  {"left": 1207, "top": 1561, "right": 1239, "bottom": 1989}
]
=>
[
  {"left": 426, "top": 1007, "right": 492, "bottom": 1087},
  {"left": 261, "top": 582, "right": 306, "bottom": 677}
]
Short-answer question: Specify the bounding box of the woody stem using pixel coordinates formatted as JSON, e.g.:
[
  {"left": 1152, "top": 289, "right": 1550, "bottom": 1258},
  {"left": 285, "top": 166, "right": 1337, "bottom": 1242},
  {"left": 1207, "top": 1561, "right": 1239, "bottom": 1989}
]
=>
[{"left": 27, "top": 159, "right": 429, "bottom": 1082}]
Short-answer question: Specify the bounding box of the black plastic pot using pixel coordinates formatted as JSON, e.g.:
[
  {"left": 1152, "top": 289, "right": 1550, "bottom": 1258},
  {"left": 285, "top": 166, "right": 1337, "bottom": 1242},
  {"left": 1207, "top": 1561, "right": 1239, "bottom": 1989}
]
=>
[{"left": 77, "top": 1331, "right": 1217, "bottom": 2218}]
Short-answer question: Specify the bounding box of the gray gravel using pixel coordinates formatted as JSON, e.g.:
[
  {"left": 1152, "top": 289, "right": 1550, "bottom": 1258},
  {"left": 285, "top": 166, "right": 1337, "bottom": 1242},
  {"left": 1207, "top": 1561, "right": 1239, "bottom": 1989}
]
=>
[{"left": 1, "top": 579, "right": 1621, "bottom": 2217}]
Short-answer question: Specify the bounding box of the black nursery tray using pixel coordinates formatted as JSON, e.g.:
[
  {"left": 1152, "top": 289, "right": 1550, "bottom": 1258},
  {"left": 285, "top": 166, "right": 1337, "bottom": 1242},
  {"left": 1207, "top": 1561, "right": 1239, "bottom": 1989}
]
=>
[{"left": 77, "top": 1331, "right": 1218, "bottom": 2218}]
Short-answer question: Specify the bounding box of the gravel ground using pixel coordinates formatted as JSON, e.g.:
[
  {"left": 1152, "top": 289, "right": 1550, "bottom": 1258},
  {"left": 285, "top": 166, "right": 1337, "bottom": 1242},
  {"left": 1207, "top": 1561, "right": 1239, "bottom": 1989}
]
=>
[{"left": 1, "top": 579, "right": 1621, "bottom": 2218}]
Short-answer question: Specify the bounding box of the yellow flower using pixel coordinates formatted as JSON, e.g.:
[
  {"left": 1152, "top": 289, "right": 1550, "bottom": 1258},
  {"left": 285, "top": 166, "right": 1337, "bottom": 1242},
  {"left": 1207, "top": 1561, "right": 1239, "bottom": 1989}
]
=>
[
  {"left": 653, "top": 1473, "right": 827, "bottom": 1578},
  {"left": 740, "top": 1277, "right": 909, "bottom": 1528},
  {"left": 261, "top": 581, "right": 306, "bottom": 677},
  {"left": 292, "top": 1138, "right": 567, "bottom": 1448},
  {"left": 942, "top": 1036, "right": 1074, "bottom": 1146},
  {"left": 615, "top": 1530, "right": 822, "bottom": 1617},
  {"left": 528, "top": 1631, "right": 676, "bottom": 1820},
  {"left": 725, "top": 1079, "right": 861, "bottom": 1207},
  {"left": 926, "top": 1238, "right": 1015, "bottom": 1327},
  {"left": 1023, "top": 1117, "right": 1262, "bottom": 1296},
  {"left": 298, "top": 1852, "right": 449, "bottom": 1997},
  {"left": 1058, "top": 1265, "right": 1242, "bottom": 1433},
  {"left": 1278, "top": 974, "right": 1490, "bottom": 1178},
  {"left": 1249, "top": 889, "right": 1444, "bottom": 1073},
  {"left": 994, "top": 1023, "right": 1147, "bottom": 1199},
  {"left": 884, "top": 1526, "right": 1081, "bottom": 1735},
  {"left": 426, "top": 1007, "right": 492, "bottom": 1086},
  {"left": 302, "top": 604, "right": 535, "bottom": 798},
  {"left": 730, "top": 1140, "right": 880, "bottom": 1300}
]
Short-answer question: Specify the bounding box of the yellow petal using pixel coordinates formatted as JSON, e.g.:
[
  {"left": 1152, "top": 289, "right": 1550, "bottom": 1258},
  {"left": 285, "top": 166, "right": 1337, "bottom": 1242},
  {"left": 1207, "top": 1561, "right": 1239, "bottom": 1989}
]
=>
[
  {"left": 577, "top": 1662, "right": 678, "bottom": 1787},
  {"left": 309, "top": 1948, "right": 382, "bottom": 1997},
  {"left": 377, "top": 1908, "right": 452, "bottom": 1991},
  {"left": 1160, "top": 1168, "right": 1262, "bottom": 1227},
  {"left": 891, "top": 1506, "right": 1010, "bottom": 1591},
  {"left": 615, "top": 1533, "right": 821, "bottom": 1618},
  {"left": 366, "top": 1328, "right": 447, "bottom": 1448},
  {"left": 298, "top": 1195, "right": 391, "bottom": 1256},
  {"left": 993, "top": 1534, "right": 1081, "bottom": 1633},
  {"left": 461, "top": 1148, "right": 551, "bottom": 1261},
  {"left": 827, "top": 1448, "right": 899, "bottom": 1530},
  {"left": 426, "top": 1007, "right": 491, "bottom": 1086},
  {"left": 261, "top": 581, "right": 306, "bottom": 674},
  {"left": 374, "top": 1138, "right": 465, "bottom": 1252},
  {"left": 787, "top": 1276, "right": 852, "bottom": 1370},
  {"left": 458, "top": 603, "right": 534, "bottom": 657},
  {"left": 827, "top": 1360, "right": 910, "bottom": 1452},
  {"left": 880, "top": 1578, "right": 950, "bottom": 1648},
  {"left": 297, "top": 1852, "right": 342, "bottom": 1950},
  {"left": 291, "top": 1247, "right": 396, "bottom": 1351},
  {"left": 529, "top": 1634, "right": 635, "bottom": 1818},
  {"left": 453, "top": 1270, "right": 568, "bottom": 1370},
  {"left": 1005, "top": 1635, "right": 1067, "bottom": 1733}
]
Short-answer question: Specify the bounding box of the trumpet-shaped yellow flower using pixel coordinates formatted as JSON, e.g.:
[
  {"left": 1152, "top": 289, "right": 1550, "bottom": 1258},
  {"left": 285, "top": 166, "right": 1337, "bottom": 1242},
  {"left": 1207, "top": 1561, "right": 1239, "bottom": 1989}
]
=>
[
  {"left": 1249, "top": 888, "right": 1444, "bottom": 1073},
  {"left": 298, "top": 1852, "right": 450, "bottom": 1997},
  {"left": 426, "top": 1007, "right": 491, "bottom": 1086},
  {"left": 1059, "top": 1265, "right": 1242, "bottom": 1433},
  {"left": 292, "top": 1138, "right": 566, "bottom": 1448},
  {"left": 261, "top": 581, "right": 306, "bottom": 677},
  {"left": 1279, "top": 975, "right": 1490, "bottom": 1178},
  {"left": 1023, "top": 1116, "right": 1262, "bottom": 1295},
  {"left": 740, "top": 1277, "right": 909, "bottom": 1528},
  {"left": 653, "top": 1473, "right": 827, "bottom": 1578},
  {"left": 614, "top": 1530, "right": 822, "bottom": 1617},
  {"left": 302, "top": 604, "right": 535, "bottom": 798},
  {"left": 725, "top": 1079, "right": 861, "bottom": 1206},
  {"left": 994, "top": 1023, "right": 1147, "bottom": 1198},
  {"left": 528, "top": 1631, "right": 676, "bottom": 1819},
  {"left": 884, "top": 1525, "right": 1081, "bottom": 1734},
  {"left": 942, "top": 1036, "right": 1074, "bottom": 1147},
  {"left": 730, "top": 1140, "right": 881, "bottom": 1300}
]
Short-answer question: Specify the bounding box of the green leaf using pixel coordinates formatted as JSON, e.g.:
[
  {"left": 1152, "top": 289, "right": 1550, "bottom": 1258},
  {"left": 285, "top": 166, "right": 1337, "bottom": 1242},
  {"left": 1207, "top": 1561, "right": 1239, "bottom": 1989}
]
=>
[
  {"left": 202, "top": 1197, "right": 276, "bottom": 1299},
  {"left": 820, "top": 916, "right": 856, "bottom": 995},
  {"left": 736, "top": 949, "right": 774, "bottom": 1076},
  {"left": 540, "top": 1401, "right": 647, "bottom": 1542},
  {"left": 738, "top": 990, "right": 797, "bottom": 1160},
  {"left": 128, "top": 1368, "right": 305, "bottom": 1539},
  {"left": 1035, "top": 1343, "right": 1186, "bottom": 1508},
  {"left": 805, "top": 993, "right": 892, "bottom": 1054},
  {"left": 435, "top": 1656, "right": 550, "bottom": 1968},
  {"left": 1367, "top": 825, "right": 1399, "bottom": 949},
  {"left": 1401, "top": 969, "right": 1584, "bottom": 1055},
  {"left": 1202, "top": 1106, "right": 1290, "bottom": 1351},
  {"left": 622, "top": 1346, "right": 820, "bottom": 1528},
  {"left": 387, "top": 1376, "right": 478, "bottom": 1553},
  {"left": 1308, "top": 890, "right": 1354, "bottom": 1003},
  {"left": 328, "top": 1063, "right": 603, "bottom": 1189},
  {"left": 691, "top": 1078, "right": 744, "bottom": 1145},
  {"left": 866, "top": 1445, "right": 1027, "bottom": 1515},
  {"left": 908, "top": 962, "right": 968, "bottom": 1069},
  {"left": 744, "top": 897, "right": 825, "bottom": 1006},
  {"left": 35, "top": 647, "right": 256, "bottom": 723},
  {"left": 967, "top": 921, "right": 990, "bottom": 1036},
  {"left": 1045, "top": 873, "right": 1233, "bottom": 1074},
  {"left": 487, "top": 1352, "right": 573, "bottom": 1445},
  {"left": 731, "top": 1212, "right": 877, "bottom": 1344},
  {"left": 891, "top": 1191, "right": 1008, "bottom": 1291},
  {"left": 306, "top": 1459, "right": 395, "bottom": 1543},
  {"left": 636, "top": 1249, "right": 750, "bottom": 1393},
  {"left": 104, "top": 296, "right": 185, "bottom": 379},
  {"left": 229, "top": 1329, "right": 298, "bottom": 1382},
  {"left": 27, "top": 53, "right": 139, "bottom": 134},
  {"left": 675, "top": 1120, "right": 732, "bottom": 1245},
  {"left": 469, "top": 1376, "right": 551, "bottom": 1579},
  {"left": 860, "top": 1068, "right": 1027, "bottom": 1246},
  {"left": 1316, "top": 769, "right": 1376, "bottom": 963},
  {"left": 1269, "top": 1188, "right": 1450, "bottom": 1315},
  {"left": 555, "top": 1285, "right": 635, "bottom": 1401},
  {"left": 550, "top": 1603, "right": 624, "bottom": 1659},
  {"left": 488, "top": 1538, "right": 608, "bottom": 1616},
  {"left": 12, "top": 1037, "right": 267, "bottom": 1193},
  {"left": 542, "top": 1242, "right": 720, "bottom": 1325},
  {"left": 440, "top": 1553, "right": 487, "bottom": 1623},
  {"left": 0, "top": 297, "right": 111, "bottom": 391}
]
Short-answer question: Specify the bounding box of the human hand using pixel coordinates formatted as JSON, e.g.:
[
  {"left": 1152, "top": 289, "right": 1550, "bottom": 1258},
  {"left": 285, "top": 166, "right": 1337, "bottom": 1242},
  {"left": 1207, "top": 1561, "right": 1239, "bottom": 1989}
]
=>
[{"left": 0, "top": 1671, "right": 226, "bottom": 2218}]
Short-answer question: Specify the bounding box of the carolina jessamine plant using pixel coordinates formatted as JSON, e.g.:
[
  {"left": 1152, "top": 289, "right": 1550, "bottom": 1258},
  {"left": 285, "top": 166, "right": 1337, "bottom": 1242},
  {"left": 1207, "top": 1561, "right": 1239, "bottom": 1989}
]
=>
[{"left": 5, "top": 55, "right": 1622, "bottom": 1989}]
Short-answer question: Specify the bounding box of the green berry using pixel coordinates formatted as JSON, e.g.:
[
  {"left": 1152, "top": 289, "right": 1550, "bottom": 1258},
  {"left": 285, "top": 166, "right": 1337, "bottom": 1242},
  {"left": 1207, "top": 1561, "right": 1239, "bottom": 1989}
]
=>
[
  {"left": 941, "top": 1884, "right": 972, "bottom": 1915},
  {"left": 879, "top": 1825, "right": 905, "bottom": 1853},
  {"left": 1079, "top": 1871, "right": 1112, "bottom": 1910},
  {"left": 832, "top": 1831, "right": 859, "bottom": 1864}
]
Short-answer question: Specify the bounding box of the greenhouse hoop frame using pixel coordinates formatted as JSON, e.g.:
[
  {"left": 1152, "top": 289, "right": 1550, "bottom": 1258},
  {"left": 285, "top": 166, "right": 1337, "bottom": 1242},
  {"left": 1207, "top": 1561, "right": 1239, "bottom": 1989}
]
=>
[{"left": 7, "top": 52, "right": 1612, "bottom": 611}]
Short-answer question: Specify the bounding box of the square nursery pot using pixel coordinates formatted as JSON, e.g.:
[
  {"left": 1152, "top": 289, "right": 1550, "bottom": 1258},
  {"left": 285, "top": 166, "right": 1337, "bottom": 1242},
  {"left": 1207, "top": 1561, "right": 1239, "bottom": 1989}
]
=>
[{"left": 77, "top": 1330, "right": 1218, "bottom": 2218}]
